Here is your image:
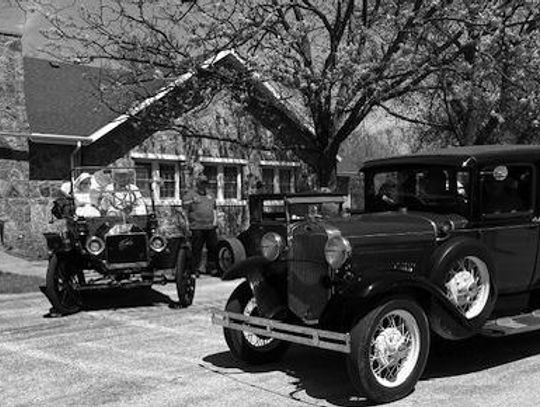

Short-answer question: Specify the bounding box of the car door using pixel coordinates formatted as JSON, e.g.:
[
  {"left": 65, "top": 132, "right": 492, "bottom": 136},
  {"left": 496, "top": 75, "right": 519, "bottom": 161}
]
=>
[{"left": 478, "top": 163, "right": 538, "bottom": 294}]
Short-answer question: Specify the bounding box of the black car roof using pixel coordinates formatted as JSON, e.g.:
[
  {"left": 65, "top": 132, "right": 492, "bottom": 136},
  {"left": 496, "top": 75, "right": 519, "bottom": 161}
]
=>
[{"left": 362, "top": 145, "right": 540, "bottom": 169}]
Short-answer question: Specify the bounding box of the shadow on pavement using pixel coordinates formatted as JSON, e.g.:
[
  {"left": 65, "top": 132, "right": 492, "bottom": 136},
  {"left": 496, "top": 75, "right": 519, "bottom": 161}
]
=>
[
  {"left": 42, "top": 287, "right": 178, "bottom": 318},
  {"left": 204, "top": 331, "right": 540, "bottom": 406},
  {"left": 203, "top": 346, "right": 374, "bottom": 407},
  {"left": 424, "top": 330, "right": 540, "bottom": 379}
]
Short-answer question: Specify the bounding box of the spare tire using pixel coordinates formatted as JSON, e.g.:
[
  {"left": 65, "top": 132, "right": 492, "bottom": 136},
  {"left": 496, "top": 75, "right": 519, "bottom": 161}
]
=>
[
  {"left": 428, "top": 237, "right": 496, "bottom": 339},
  {"left": 216, "top": 237, "right": 246, "bottom": 277}
]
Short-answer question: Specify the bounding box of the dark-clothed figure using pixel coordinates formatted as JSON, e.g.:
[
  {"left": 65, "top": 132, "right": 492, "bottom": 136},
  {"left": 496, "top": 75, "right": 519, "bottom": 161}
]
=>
[{"left": 183, "top": 176, "right": 218, "bottom": 276}]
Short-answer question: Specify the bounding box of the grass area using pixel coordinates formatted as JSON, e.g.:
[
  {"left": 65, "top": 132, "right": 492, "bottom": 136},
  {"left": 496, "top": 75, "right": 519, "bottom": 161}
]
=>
[{"left": 0, "top": 271, "right": 44, "bottom": 294}]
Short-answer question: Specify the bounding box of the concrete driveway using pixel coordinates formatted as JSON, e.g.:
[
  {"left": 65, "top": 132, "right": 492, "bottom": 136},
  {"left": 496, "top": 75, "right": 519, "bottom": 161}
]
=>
[{"left": 2, "top": 278, "right": 540, "bottom": 406}]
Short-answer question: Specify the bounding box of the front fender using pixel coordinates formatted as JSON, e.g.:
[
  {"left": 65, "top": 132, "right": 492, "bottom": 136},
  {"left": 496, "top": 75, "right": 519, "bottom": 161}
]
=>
[
  {"left": 339, "top": 271, "right": 476, "bottom": 333},
  {"left": 221, "top": 256, "right": 271, "bottom": 281}
]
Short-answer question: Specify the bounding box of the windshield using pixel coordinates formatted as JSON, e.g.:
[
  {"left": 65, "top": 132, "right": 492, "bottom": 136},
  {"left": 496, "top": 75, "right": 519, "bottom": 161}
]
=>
[
  {"left": 62, "top": 166, "right": 151, "bottom": 218},
  {"left": 365, "top": 166, "right": 470, "bottom": 217}
]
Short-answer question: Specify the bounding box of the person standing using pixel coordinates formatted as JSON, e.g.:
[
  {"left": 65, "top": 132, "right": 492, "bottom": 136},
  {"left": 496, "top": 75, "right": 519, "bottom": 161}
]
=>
[{"left": 183, "top": 175, "right": 218, "bottom": 276}]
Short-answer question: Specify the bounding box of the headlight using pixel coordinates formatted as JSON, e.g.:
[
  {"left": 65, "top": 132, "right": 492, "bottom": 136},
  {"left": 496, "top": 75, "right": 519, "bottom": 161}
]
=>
[
  {"left": 86, "top": 236, "right": 105, "bottom": 256},
  {"left": 324, "top": 235, "right": 352, "bottom": 269},
  {"left": 260, "top": 232, "right": 284, "bottom": 261},
  {"left": 149, "top": 234, "right": 167, "bottom": 253}
]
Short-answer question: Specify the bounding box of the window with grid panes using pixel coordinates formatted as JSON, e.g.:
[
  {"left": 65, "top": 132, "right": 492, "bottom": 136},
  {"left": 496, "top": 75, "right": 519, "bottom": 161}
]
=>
[
  {"left": 203, "top": 166, "right": 218, "bottom": 197},
  {"left": 135, "top": 162, "right": 152, "bottom": 197},
  {"left": 224, "top": 166, "right": 239, "bottom": 199},
  {"left": 279, "top": 168, "right": 292, "bottom": 193},
  {"left": 262, "top": 168, "right": 274, "bottom": 193},
  {"left": 159, "top": 163, "right": 176, "bottom": 199}
]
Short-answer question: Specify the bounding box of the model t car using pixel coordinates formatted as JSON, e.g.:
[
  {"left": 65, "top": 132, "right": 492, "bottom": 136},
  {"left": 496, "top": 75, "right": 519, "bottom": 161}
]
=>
[
  {"left": 215, "top": 192, "right": 348, "bottom": 275},
  {"left": 212, "top": 145, "right": 540, "bottom": 403},
  {"left": 43, "top": 166, "right": 195, "bottom": 315}
]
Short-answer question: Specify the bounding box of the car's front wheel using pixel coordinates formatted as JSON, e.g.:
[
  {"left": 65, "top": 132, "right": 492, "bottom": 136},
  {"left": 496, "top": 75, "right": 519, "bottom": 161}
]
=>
[
  {"left": 223, "top": 281, "right": 289, "bottom": 364},
  {"left": 175, "top": 248, "right": 195, "bottom": 307},
  {"left": 347, "top": 299, "right": 430, "bottom": 404},
  {"left": 45, "top": 254, "right": 83, "bottom": 315}
]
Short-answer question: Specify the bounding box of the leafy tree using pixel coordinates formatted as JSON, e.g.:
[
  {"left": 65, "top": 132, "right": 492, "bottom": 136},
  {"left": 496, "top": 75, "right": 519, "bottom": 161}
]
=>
[
  {"left": 380, "top": 0, "right": 540, "bottom": 149},
  {"left": 31, "top": 0, "right": 482, "bottom": 187}
]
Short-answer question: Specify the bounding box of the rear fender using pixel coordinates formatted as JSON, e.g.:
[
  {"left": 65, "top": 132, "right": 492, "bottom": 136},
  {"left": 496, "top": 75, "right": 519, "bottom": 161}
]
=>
[{"left": 339, "top": 271, "right": 476, "bottom": 334}]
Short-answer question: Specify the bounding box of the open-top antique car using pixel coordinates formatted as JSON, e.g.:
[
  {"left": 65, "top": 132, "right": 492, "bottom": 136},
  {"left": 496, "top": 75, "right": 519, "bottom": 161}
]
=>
[
  {"left": 43, "top": 166, "right": 195, "bottom": 315},
  {"left": 212, "top": 145, "right": 540, "bottom": 403},
  {"left": 215, "top": 192, "right": 348, "bottom": 275}
]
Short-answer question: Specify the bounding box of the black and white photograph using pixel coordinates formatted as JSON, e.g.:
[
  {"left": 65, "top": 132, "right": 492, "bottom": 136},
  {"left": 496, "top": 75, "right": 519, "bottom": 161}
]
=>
[{"left": 0, "top": 0, "right": 539, "bottom": 405}]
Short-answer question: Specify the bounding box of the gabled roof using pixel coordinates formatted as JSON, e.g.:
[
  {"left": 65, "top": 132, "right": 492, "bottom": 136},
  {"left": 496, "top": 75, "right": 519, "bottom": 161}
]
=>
[
  {"left": 24, "top": 57, "right": 119, "bottom": 137},
  {"left": 27, "top": 51, "right": 313, "bottom": 153}
]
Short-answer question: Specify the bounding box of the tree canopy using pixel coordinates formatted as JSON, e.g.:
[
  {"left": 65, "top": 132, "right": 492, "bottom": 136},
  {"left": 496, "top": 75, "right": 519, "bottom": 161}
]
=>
[{"left": 30, "top": 0, "right": 540, "bottom": 186}]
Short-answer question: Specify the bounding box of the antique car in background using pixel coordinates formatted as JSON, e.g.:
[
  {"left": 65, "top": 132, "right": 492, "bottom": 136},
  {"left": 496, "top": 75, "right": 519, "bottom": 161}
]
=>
[
  {"left": 212, "top": 145, "right": 540, "bottom": 403},
  {"left": 215, "top": 192, "right": 348, "bottom": 275},
  {"left": 43, "top": 166, "right": 195, "bottom": 315}
]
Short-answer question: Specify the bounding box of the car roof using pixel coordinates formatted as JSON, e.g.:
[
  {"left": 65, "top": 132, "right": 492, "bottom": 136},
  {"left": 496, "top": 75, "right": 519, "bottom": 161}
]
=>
[
  {"left": 250, "top": 192, "right": 346, "bottom": 200},
  {"left": 362, "top": 145, "right": 540, "bottom": 169}
]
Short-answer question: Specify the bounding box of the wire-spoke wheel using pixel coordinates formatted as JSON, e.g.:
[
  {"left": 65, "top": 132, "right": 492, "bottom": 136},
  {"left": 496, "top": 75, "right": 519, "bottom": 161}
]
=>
[
  {"left": 223, "top": 281, "right": 289, "bottom": 364},
  {"left": 45, "top": 254, "right": 82, "bottom": 315},
  {"left": 175, "top": 249, "right": 195, "bottom": 308},
  {"left": 347, "top": 299, "right": 430, "bottom": 403},
  {"left": 444, "top": 255, "right": 490, "bottom": 319}
]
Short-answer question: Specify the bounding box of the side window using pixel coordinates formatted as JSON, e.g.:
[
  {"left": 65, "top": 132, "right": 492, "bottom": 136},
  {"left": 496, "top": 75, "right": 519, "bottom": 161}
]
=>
[{"left": 480, "top": 164, "right": 533, "bottom": 215}]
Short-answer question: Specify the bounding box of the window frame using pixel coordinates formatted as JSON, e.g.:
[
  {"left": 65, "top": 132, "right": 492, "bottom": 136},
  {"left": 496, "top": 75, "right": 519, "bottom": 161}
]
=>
[
  {"left": 132, "top": 154, "right": 183, "bottom": 204},
  {"left": 200, "top": 157, "right": 247, "bottom": 205},
  {"left": 259, "top": 160, "right": 300, "bottom": 194},
  {"left": 479, "top": 163, "right": 536, "bottom": 220}
]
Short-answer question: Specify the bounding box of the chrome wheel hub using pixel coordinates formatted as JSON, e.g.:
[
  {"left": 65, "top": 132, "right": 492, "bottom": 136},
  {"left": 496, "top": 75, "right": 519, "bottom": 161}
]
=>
[
  {"left": 445, "top": 256, "right": 490, "bottom": 319},
  {"left": 369, "top": 310, "right": 420, "bottom": 388}
]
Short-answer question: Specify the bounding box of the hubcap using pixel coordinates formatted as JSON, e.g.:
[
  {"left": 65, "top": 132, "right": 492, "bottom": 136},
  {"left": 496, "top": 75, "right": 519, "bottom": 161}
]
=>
[
  {"left": 445, "top": 256, "right": 490, "bottom": 319},
  {"left": 218, "top": 247, "right": 233, "bottom": 271},
  {"left": 369, "top": 310, "right": 420, "bottom": 388},
  {"left": 243, "top": 298, "right": 275, "bottom": 348}
]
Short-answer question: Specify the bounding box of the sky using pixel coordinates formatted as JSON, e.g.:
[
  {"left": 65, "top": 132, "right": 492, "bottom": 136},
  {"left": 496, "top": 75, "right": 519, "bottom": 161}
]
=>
[{"left": 0, "top": 0, "right": 74, "bottom": 59}]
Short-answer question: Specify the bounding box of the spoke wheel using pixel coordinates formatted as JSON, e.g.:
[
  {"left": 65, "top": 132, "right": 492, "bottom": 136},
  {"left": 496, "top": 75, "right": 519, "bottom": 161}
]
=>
[
  {"left": 347, "top": 299, "right": 430, "bottom": 403},
  {"left": 45, "top": 254, "right": 82, "bottom": 315},
  {"left": 444, "top": 255, "right": 490, "bottom": 319},
  {"left": 223, "top": 281, "right": 289, "bottom": 364},
  {"left": 218, "top": 246, "right": 234, "bottom": 273},
  {"left": 369, "top": 310, "right": 421, "bottom": 388},
  {"left": 175, "top": 249, "right": 195, "bottom": 308}
]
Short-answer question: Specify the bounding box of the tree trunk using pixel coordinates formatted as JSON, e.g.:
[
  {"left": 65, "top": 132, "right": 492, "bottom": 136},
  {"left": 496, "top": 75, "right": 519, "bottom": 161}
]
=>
[{"left": 315, "top": 154, "right": 338, "bottom": 190}]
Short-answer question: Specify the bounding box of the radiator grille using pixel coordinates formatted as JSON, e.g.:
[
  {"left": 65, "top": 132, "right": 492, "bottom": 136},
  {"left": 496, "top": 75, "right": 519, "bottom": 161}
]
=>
[
  {"left": 106, "top": 233, "right": 148, "bottom": 264},
  {"left": 287, "top": 232, "right": 330, "bottom": 322}
]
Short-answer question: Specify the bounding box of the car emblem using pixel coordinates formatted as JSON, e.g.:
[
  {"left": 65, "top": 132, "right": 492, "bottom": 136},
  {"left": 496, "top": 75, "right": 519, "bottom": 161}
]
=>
[{"left": 118, "top": 237, "right": 134, "bottom": 251}]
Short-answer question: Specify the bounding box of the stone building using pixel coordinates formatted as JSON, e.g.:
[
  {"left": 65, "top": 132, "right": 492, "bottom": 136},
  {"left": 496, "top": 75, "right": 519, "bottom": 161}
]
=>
[{"left": 1, "top": 29, "right": 311, "bottom": 259}]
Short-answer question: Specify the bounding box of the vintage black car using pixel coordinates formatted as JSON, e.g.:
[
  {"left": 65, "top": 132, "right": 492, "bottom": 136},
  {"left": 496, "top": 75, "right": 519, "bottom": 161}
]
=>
[
  {"left": 43, "top": 166, "right": 195, "bottom": 315},
  {"left": 215, "top": 192, "right": 348, "bottom": 275},
  {"left": 212, "top": 145, "right": 540, "bottom": 403}
]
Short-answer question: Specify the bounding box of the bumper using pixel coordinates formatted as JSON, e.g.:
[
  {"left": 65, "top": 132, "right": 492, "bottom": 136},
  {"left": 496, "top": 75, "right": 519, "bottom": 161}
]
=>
[{"left": 211, "top": 308, "right": 351, "bottom": 354}]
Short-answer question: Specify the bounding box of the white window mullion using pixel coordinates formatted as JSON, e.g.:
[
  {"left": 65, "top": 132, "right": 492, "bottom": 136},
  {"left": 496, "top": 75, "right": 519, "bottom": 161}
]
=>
[
  {"left": 236, "top": 166, "right": 242, "bottom": 200},
  {"left": 217, "top": 165, "right": 224, "bottom": 201},
  {"left": 174, "top": 162, "right": 180, "bottom": 201},
  {"left": 151, "top": 162, "right": 160, "bottom": 202}
]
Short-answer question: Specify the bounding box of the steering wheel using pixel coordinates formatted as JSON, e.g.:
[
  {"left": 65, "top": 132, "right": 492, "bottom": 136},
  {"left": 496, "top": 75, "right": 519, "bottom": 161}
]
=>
[{"left": 109, "top": 189, "right": 138, "bottom": 214}]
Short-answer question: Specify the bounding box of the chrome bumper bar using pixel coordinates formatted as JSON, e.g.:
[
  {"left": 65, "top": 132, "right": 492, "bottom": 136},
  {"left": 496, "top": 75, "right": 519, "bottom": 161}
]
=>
[{"left": 211, "top": 308, "right": 351, "bottom": 354}]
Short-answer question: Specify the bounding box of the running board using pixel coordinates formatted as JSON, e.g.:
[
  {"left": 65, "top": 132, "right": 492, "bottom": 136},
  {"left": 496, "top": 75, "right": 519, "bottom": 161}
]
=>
[
  {"left": 482, "top": 310, "right": 540, "bottom": 336},
  {"left": 211, "top": 308, "right": 351, "bottom": 354}
]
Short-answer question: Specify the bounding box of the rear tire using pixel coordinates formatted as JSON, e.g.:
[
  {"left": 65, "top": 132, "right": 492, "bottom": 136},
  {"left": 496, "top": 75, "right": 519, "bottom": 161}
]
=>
[
  {"left": 223, "top": 281, "right": 289, "bottom": 364},
  {"left": 216, "top": 238, "right": 246, "bottom": 277},
  {"left": 175, "top": 248, "right": 195, "bottom": 307},
  {"left": 45, "top": 254, "right": 82, "bottom": 315},
  {"left": 347, "top": 299, "right": 430, "bottom": 403}
]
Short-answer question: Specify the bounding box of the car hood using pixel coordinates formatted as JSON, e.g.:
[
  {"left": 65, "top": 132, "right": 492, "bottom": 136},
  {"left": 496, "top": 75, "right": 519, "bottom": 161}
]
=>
[{"left": 325, "top": 211, "right": 466, "bottom": 246}]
